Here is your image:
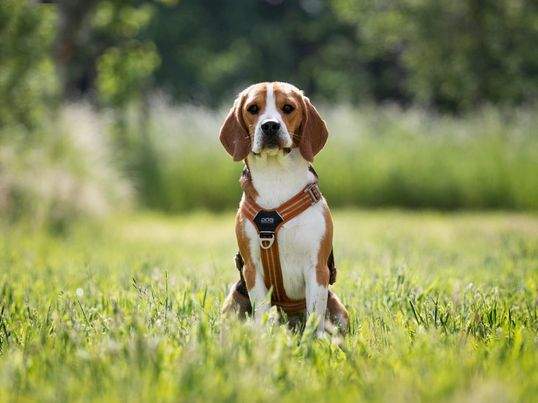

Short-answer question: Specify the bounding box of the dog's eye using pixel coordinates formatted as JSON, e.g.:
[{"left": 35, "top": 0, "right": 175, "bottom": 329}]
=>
[
  {"left": 247, "top": 104, "right": 259, "bottom": 115},
  {"left": 282, "top": 104, "right": 295, "bottom": 114}
]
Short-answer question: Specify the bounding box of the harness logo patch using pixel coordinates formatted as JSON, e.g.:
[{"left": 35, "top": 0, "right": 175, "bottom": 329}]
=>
[{"left": 260, "top": 217, "right": 274, "bottom": 224}]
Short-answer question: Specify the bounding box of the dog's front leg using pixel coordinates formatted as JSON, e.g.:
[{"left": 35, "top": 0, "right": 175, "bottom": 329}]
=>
[
  {"left": 237, "top": 214, "right": 271, "bottom": 323},
  {"left": 246, "top": 264, "right": 271, "bottom": 322},
  {"left": 305, "top": 267, "right": 329, "bottom": 337}
]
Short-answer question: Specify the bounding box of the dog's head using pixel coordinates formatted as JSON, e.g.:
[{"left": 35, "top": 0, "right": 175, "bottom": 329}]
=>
[{"left": 219, "top": 82, "right": 328, "bottom": 162}]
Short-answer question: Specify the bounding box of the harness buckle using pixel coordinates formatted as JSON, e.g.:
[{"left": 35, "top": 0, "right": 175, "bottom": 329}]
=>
[
  {"left": 259, "top": 231, "right": 275, "bottom": 249},
  {"left": 304, "top": 183, "right": 322, "bottom": 204}
]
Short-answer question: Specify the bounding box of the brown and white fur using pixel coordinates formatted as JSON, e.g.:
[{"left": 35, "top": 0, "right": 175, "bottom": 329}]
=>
[{"left": 220, "top": 82, "right": 349, "bottom": 336}]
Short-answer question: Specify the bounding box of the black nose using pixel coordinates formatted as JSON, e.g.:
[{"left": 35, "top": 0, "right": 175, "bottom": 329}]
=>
[{"left": 261, "top": 121, "right": 280, "bottom": 135}]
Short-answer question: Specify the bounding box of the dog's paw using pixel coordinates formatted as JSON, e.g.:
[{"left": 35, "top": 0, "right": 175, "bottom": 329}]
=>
[{"left": 315, "top": 330, "right": 327, "bottom": 340}]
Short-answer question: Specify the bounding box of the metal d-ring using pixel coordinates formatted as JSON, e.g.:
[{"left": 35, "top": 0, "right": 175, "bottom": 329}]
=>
[{"left": 259, "top": 232, "right": 275, "bottom": 249}]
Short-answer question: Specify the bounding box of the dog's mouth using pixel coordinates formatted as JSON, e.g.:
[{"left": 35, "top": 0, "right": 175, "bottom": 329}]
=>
[
  {"left": 252, "top": 129, "right": 293, "bottom": 157},
  {"left": 263, "top": 135, "right": 282, "bottom": 148},
  {"left": 254, "top": 136, "right": 291, "bottom": 155},
  {"left": 252, "top": 146, "right": 292, "bottom": 157}
]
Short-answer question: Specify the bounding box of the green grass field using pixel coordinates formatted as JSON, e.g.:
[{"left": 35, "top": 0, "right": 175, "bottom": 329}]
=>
[{"left": 1, "top": 210, "right": 537, "bottom": 402}]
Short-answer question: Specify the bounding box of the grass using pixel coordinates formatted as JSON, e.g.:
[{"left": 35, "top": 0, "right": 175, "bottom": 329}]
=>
[
  {"left": 3, "top": 104, "right": 537, "bottom": 231},
  {"left": 140, "top": 103, "right": 538, "bottom": 211},
  {"left": 0, "top": 210, "right": 537, "bottom": 402}
]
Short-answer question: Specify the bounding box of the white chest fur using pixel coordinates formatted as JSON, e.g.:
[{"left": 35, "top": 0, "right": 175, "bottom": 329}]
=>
[{"left": 242, "top": 150, "right": 327, "bottom": 299}]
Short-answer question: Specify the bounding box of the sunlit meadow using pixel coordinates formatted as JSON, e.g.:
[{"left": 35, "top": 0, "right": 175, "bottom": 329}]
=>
[{"left": 0, "top": 211, "right": 536, "bottom": 402}]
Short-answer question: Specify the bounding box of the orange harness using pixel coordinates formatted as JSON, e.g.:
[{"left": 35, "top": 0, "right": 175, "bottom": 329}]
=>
[{"left": 241, "top": 182, "right": 322, "bottom": 314}]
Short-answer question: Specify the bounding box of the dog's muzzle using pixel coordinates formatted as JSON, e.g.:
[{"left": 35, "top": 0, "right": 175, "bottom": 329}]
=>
[{"left": 259, "top": 119, "right": 285, "bottom": 149}]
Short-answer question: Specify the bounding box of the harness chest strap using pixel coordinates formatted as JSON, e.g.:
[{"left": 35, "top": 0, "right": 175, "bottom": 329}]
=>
[{"left": 240, "top": 182, "right": 322, "bottom": 314}]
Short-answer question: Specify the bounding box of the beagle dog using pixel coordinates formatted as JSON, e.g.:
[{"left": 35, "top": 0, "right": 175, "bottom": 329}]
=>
[{"left": 220, "top": 82, "right": 349, "bottom": 336}]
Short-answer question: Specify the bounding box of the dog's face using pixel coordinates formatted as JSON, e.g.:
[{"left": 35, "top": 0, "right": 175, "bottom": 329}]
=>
[{"left": 219, "top": 82, "right": 328, "bottom": 162}]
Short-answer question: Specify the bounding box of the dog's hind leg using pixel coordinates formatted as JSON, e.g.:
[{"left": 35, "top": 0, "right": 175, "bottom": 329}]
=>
[
  {"left": 222, "top": 251, "right": 253, "bottom": 318},
  {"left": 222, "top": 282, "right": 252, "bottom": 318},
  {"left": 326, "top": 290, "right": 349, "bottom": 334}
]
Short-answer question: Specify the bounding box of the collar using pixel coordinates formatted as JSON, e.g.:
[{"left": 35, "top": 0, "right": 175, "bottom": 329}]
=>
[{"left": 239, "top": 164, "right": 319, "bottom": 200}]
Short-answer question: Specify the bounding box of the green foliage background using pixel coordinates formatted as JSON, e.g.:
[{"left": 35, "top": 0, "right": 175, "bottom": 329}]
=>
[
  {"left": 147, "top": 0, "right": 538, "bottom": 110},
  {"left": 0, "top": 1, "right": 57, "bottom": 130},
  {"left": 0, "top": 0, "right": 537, "bottom": 221},
  {"left": 135, "top": 104, "right": 538, "bottom": 212},
  {"left": 3, "top": 0, "right": 537, "bottom": 121}
]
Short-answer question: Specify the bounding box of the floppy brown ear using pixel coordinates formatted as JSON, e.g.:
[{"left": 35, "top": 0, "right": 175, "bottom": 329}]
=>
[
  {"left": 299, "top": 96, "right": 328, "bottom": 162},
  {"left": 219, "top": 94, "right": 251, "bottom": 161}
]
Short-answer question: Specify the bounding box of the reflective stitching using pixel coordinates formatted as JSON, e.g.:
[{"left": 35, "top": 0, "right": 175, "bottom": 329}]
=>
[
  {"left": 279, "top": 198, "right": 303, "bottom": 213},
  {"left": 262, "top": 248, "right": 270, "bottom": 294},
  {"left": 268, "top": 247, "right": 280, "bottom": 301},
  {"left": 278, "top": 199, "right": 308, "bottom": 220},
  {"left": 279, "top": 196, "right": 307, "bottom": 214},
  {"left": 243, "top": 202, "right": 257, "bottom": 217},
  {"left": 281, "top": 200, "right": 311, "bottom": 219}
]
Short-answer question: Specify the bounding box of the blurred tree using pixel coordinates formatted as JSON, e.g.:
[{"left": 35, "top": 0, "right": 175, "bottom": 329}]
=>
[
  {"left": 90, "top": 0, "right": 160, "bottom": 143},
  {"left": 0, "top": 0, "right": 58, "bottom": 131},
  {"left": 2, "top": 0, "right": 536, "bottom": 127},
  {"left": 331, "top": 0, "right": 538, "bottom": 111},
  {"left": 147, "top": 0, "right": 380, "bottom": 105},
  {"left": 54, "top": 0, "right": 99, "bottom": 98},
  {"left": 46, "top": 0, "right": 162, "bottom": 206},
  {"left": 89, "top": 0, "right": 161, "bottom": 207},
  {"left": 37, "top": 0, "right": 536, "bottom": 111},
  {"left": 53, "top": 0, "right": 160, "bottom": 108}
]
